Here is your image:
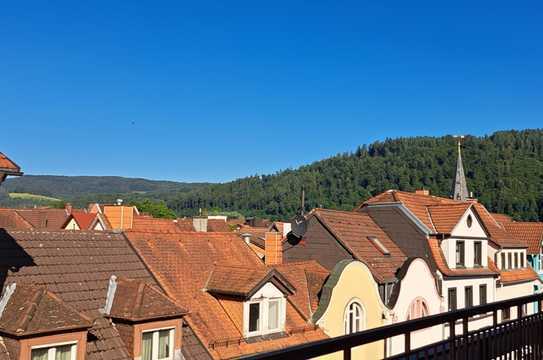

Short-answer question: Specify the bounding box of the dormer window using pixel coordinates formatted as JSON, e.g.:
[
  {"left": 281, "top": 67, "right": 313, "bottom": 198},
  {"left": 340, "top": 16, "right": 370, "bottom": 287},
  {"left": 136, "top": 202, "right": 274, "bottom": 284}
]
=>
[
  {"left": 456, "top": 241, "right": 465, "bottom": 267},
  {"left": 245, "top": 296, "right": 285, "bottom": 337},
  {"left": 141, "top": 328, "right": 175, "bottom": 360},
  {"left": 467, "top": 214, "right": 473, "bottom": 228},
  {"left": 31, "top": 343, "right": 77, "bottom": 360}
]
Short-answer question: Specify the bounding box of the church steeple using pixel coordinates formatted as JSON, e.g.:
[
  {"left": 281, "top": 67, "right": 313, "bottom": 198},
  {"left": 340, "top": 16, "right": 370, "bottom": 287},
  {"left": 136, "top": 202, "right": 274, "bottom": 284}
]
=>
[{"left": 453, "top": 137, "right": 469, "bottom": 201}]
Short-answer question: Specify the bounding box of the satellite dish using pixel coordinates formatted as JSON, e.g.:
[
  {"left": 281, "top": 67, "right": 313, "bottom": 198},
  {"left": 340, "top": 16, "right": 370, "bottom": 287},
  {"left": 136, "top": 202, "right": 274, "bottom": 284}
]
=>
[{"left": 291, "top": 214, "right": 307, "bottom": 238}]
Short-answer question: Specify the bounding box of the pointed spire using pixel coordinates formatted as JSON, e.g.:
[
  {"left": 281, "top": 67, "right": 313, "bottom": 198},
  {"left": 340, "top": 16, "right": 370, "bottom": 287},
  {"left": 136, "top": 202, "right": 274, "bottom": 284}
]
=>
[{"left": 453, "top": 137, "right": 469, "bottom": 201}]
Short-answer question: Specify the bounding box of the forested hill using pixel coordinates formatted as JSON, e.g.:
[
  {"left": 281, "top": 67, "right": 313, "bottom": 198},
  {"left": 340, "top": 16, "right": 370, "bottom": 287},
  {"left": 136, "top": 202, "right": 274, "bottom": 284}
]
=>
[{"left": 167, "top": 129, "right": 543, "bottom": 221}]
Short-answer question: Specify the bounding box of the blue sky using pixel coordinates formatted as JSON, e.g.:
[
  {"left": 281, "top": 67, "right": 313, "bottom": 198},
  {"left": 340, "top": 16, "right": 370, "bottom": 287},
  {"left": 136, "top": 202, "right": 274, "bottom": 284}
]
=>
[{"left": 2, "top": 1, "right": 542, "bottom": 182}]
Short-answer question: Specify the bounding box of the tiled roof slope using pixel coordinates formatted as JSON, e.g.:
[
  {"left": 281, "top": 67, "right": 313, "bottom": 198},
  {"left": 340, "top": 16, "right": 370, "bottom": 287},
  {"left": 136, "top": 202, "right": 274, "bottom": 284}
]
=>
[
  {"left": 132, "top": 216, "right": 183, "bottom": 233},
  {"left": 0, "top": 284, "right": 91, "bottom": 336},
  {"left": 500, "top": 267, "right": 540, "bottom": 285},
  {"left": 312, "top": 208, "right": 407, "bottom": 283},
  {"left": 0, "top": 210, "right": 33, "bottom": 230},
  {"left": 108, "top": 277, "right": 187, "bottom": 322},
  {"left": 0, "top": 153, "right": 21, "bottom": 174},
  {"left": 362, "top": 190, "right": 526, "bottom": 248},
  {"left": 125, "top": 230, "right": 327, "bottom": 359},
  {"left": 427, "top": 203, "right": 472, "bottom": 234},
  {"left": 502, "top": 222, "right": 543, "bottom": 254},
  {"left": 205, "top": 266, "right": 269, "bottom": 297},
  {"left": 15, "top": 209, "right": 70, "bottom": 230},
  {"left": 207, "top": 220, "right": 230, "bottom": 232},
  {"left": 69, "top": 210, "right": 99, "bottom": 230},
  {"left": 0, "top": 230, "right": 157, "bottom": 315},
  {"left": 0, "top": 229, "right": 169, "bottom": 360},
  {"left": 428, "top": 237, "right": 498, "bottom": 277},
  {"left": 491, "top": 213, "right": 514, "bottom": 224}
]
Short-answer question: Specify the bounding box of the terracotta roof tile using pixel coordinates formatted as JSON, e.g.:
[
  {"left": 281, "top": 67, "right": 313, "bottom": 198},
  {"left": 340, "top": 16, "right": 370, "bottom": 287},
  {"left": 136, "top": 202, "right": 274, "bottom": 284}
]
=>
[
  {"left": 0, "top": 283, "right": 92, "bottom": 336},
  {"left": 207, "top": 219, "right": 231, "bottom": 232},
  {"left": 0, "top": 210, "right": 33, "bottom": 230},
  {"left": 14, "top": 209, "right": 69, "bottom": 230},
  {"left": 107, "top": 277, "right": 186, "bottom": 322},
  {"left": 363, "top": 190, "right": 527, "bottom": 248},
  {"left": 428, "top": 236, "right": 498, "bottom": 277},
  {"left": 427, "top": 203, "right": 472, "bottom": 234},
  {"left": 503, "top": 222, "right": 543, "bottom": 254},
  {"left": 205, "top": 266, "right": 269, "bottom": 297},
  {"left": 132, "top": 216, "right": 183, "bottom": 233},
  {"left": 124, "top": 230, "right": 327, "bottom": 359},
  {"left": 312, "top": 208, "right": 406, "bottom": 283},
  {"left": 491, "top": 213, "right": 514, "bottom": 224},
  {"left": 500, "top": 267, "right": 540, "bottom": 285},
  {"left": 0, "top": 153, "right": 21, "bottom": 175},
  {"left": 68, "top": 210, "right": 99, "bottom": 230}
]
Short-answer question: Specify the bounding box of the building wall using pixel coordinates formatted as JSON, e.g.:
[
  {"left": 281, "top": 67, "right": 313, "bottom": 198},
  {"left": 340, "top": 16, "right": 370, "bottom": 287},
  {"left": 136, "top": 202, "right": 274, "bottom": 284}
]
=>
[
  {"left": 442, "top": 276, "right": 495, "bottom": 335},
  {"left": 496, "top": 248, "right": 527, "bottom": 270},
  {"left": 19, "top": 331, "right": 88, "bottom": 360},
  {"left": 64, "top": 218, "right": 80, "bottom": 230},
  {"left": 496, "top": 280, "right": 539, "bottom": 319},
  {"left": 388, "top": 259, "right": 443, "bottom": 356},
  {"left": 315, "top": 261, "right": 387, "bottom": 360},
  {"left": 283, "top": 216, "right": 353, "bottom": 271}
]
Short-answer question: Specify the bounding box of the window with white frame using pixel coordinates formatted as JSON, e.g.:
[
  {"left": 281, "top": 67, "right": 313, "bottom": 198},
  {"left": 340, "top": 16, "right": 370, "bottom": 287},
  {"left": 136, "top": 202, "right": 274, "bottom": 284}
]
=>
[
  {"left": 141, "top": 328, "right": 175, "bottom": 360},
  {"left": 344, "top": 300, "right": 365, "bottom": 334},
  {"left": 245, "top": 297, "right": 285, "bottom": 337},
  {"left": 31, "top": 342, "right": 77, "bottom": 360}
]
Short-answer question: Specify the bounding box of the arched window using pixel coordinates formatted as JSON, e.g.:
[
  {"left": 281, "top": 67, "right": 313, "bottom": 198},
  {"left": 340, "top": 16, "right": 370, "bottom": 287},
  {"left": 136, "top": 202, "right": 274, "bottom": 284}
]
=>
[
  {"left": 407, "top": 297, "right": 429, "bottom": 320},
  {"left": 344, "top": 300, "right": 364, "bottom": 334}
]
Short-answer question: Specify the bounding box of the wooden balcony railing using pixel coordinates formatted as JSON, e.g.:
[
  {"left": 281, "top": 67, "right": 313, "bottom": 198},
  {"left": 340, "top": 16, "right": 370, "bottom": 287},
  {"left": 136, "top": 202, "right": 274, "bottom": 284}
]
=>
[{"left": 240, "top": 293, "right": 543, "bottom": 360}]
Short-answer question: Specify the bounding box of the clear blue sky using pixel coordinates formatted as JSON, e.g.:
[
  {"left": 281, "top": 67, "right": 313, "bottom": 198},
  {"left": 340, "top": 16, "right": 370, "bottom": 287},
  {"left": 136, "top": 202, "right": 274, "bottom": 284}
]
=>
[{"left": 2, "top": 1, "right": 542, "bottom": 182}]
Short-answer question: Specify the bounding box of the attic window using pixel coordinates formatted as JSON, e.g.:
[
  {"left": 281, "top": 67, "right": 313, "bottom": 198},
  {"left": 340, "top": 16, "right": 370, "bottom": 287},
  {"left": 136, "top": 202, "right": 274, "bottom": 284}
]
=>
[
  {"left": 467, "top": 215, "right": 473, "bottom": 228},
  {"left": 31, "top": 343, "right": 77, "bottom": 360},
  {"left": 368, "top": 236, "right": 390, "bottom": 256}
]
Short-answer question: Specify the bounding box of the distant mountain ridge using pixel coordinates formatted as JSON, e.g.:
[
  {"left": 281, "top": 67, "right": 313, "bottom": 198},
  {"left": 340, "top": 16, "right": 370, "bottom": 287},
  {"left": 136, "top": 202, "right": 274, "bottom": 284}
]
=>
[
  {"left": 3, "top": 175, "right": 208, "bottom": 198},
  {"left": 2, "top": 129, "right": 543, "bottom": 221}
]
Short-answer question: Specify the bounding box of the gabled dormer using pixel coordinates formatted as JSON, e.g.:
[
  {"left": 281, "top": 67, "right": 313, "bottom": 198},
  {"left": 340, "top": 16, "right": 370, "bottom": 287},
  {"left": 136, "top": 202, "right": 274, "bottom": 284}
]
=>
[
  {"left": 102, "top": 276, "right": 187, "bottom": 360},
  {"left": 205, "top": 266, "right": 295, "bottom": 338},
  {"left": 429, "top": 203, "right": 490, "bottom": 269},
  {"left": 0, "top": 283, "right": 92, "bottom": 360}
]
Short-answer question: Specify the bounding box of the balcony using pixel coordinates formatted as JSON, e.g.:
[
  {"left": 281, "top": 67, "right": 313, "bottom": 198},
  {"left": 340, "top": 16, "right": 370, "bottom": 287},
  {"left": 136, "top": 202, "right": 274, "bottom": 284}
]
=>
[{"left": 241, "top": 293, "right": 543, "bottom": 360}]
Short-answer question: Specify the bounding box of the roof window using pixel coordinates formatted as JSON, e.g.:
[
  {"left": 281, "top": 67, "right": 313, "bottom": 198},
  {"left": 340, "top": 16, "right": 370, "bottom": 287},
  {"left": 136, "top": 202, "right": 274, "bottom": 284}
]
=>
[{"left": 368, "top": 236, "right": 390, "bottom": 256}]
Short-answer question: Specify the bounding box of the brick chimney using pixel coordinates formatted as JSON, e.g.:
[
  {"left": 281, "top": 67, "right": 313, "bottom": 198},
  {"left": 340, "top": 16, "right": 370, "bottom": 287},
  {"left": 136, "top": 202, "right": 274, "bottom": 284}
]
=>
[
  {"left": 265, "top": 231, "right": 283, "bottom": 265},
  {"left": 415, "top": 189, "right": 430, "bottom": 196}
]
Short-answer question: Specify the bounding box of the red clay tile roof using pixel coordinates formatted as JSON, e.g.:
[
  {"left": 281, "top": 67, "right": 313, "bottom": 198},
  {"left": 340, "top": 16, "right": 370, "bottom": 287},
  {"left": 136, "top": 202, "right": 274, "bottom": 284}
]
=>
[
  {"left": 272, "top": 261, "right": 329, "bottom": 319},
  {"left": 363, "top": 190, "right": 526, "bottom": 248},
  {"left": 428, "top": 236, "right": 499, "bottom": 277},
  {"left": 68, "top": 210, "right": 99, "bottom": 230},
  {"left": 124, "top": 230, "right": 327, "bottom": 359},
  {"left": 0, "top": 284, "right": 92, "bottom": 337},
  {"left": 132, "top": 215, "right": 184, "bottom": 233},
  {"left": 503, "top": 222, "right": 543, "bottom": 254},
  {"left": 0, "top": 229, "right": 178, "bottom": 360},
  {"left": 205, "top": 266, "right": 294, "bottom": 298},
  {"left": 15, "top": 208, "right": 70, "bottom": 230},
  {"left": 176, "top": 219, "right": 196, "bottom": 231},
  {"left": 0, "top": 210, "right": 33, "bottom": 230},
  {"left": 311, "top": 208, "right": 407, "bottom": 283},
  {"left": 491, "top": 213, "right": 514, "bottom": 224},
  {"left": 107, "top": 277, "right": 187, "bottom": 322},
  {"left": 0, "top": 153, "right": 22, "bottom": 175},
  {"left": 500, "top": 267, "right": 540, "bottom": 285},
  {"left": 427, "top": 203, "right": 472, "bottom": 234},
  {"left": 207, "top": 219, "right": 231, "bottom": 232}
]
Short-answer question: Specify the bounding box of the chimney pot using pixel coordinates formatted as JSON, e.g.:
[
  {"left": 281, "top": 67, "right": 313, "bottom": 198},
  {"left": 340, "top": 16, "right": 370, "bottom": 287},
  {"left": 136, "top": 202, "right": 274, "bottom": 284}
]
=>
[{"left": 265, "top": 232, "right": 283, "bottom": 265}]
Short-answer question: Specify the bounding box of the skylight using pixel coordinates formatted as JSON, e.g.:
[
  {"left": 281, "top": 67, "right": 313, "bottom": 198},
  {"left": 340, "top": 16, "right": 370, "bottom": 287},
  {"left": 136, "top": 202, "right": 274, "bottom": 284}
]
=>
[{"left": 368, "top": 236, "right": 390, "bottom": 256}]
